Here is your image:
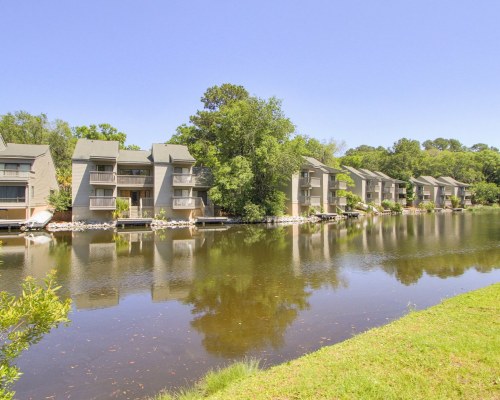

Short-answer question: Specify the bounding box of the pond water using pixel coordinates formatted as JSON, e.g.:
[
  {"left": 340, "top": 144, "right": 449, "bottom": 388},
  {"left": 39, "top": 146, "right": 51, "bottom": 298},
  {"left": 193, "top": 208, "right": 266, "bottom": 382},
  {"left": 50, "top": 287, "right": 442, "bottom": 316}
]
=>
[{"left": 1, "top": 212, "right": 499, "bottom": 400}]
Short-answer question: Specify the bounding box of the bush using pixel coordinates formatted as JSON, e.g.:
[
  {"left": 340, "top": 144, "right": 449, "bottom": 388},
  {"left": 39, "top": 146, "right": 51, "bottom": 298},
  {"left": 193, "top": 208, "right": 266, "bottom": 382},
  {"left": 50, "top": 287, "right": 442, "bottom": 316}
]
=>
[
  {"left": 0, "top": 272, "right": 71, "bottom": 400},
  {"left": 242, "top": 203, "right": 265, "bottom": 223},
  {"left": 47, "top": 189, "right": 71, "bottom": 212},
  {"left": 112, "top": 197, "right": 129, "bottom": 219},
  {"left": 472, "top": 182, "right": 500, "bottom": 205},
  {"left": 424, "top": 201, "right": 436, "bottom": 212},
  {"left": 450, "top": 195, "right": 460, "bottom": 208},
  {"left": 381, "top": 200, "right": 394, "bottom": 210},
  {"left": 345, "top": 191, "right": 361, "bottom": 210},
  {"left": 390, "top": 202, "right": 403, "bottom": 213}
]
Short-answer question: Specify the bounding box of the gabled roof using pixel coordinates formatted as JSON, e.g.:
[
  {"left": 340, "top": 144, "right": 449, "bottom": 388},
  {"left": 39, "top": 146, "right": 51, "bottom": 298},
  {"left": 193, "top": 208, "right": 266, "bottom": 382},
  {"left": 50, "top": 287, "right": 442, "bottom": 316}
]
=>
[
  {"left": 342, "top": 165, "right": 366, "bottom": 178},
  {"left": 152, "top": 144, "right": 195, "bottom": 163},
  {"left": 117, "top": 150, "right": 153, "bottom": 164},
  {"left": 0, "top": 143, "right": 50, "bottom": 159},
  {"left": 72, "top": 139, "right": 119, "bottom": 161},
  {"left": 436, "top": 176, "right": 469, "bottom": 187},
  {"left": 373, "top": 171, "right": 406, "bottom": 183},
  {"left": 303, "top": 156, "right": 343, "bottom": 173}
]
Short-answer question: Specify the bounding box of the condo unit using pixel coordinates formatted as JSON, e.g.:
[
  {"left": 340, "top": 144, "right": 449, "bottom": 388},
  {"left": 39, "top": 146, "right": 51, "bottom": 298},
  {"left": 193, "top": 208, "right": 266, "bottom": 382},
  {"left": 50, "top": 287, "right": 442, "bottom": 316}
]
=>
[
  {"left": 343, "top": 166, "right": 405, "bottom": 206},
  {"left": 0, "top": 134, "right": 58, "bottom": 220},
  {"left": 72, "top": 139, "right": 212, "bottom": 222},
  {"left": 285, "top": 156, "right": 347, "bottom": 216},
  {"left": 411, "top": 176, "right": 471, "bottom": 208}
]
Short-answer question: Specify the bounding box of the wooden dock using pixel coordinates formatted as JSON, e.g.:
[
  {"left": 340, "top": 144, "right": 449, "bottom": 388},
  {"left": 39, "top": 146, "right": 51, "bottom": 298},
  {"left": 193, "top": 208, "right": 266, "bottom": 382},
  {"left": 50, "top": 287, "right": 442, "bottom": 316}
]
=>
[
  {"left": 116, "top": 218, "right": 153, "bottom": 228},
  {"left": 315, "top": 213, "right": 338, "bottom": 220},
  {"left": 0, "top": 219, "right": 23, "bottom": 231},
  {"left": 195, "top": 217, "right": 228, "bottom": 226},
  {"left": 342, "top": 212, "right": 360, "bottom": 218}
]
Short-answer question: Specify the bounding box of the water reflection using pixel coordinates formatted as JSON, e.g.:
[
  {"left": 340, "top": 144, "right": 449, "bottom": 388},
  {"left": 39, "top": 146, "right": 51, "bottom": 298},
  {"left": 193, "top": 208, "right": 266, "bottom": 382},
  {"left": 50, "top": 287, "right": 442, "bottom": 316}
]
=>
[{"left": 0, "top": 213, "right": 499, "bottom": 400}]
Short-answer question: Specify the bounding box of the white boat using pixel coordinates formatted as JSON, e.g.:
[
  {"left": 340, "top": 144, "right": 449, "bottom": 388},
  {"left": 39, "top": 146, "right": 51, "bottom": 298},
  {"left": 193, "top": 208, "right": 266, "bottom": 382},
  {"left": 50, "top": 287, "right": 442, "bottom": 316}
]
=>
[{"left": 23, "top": 210, "right": 53, "bottom": 230}]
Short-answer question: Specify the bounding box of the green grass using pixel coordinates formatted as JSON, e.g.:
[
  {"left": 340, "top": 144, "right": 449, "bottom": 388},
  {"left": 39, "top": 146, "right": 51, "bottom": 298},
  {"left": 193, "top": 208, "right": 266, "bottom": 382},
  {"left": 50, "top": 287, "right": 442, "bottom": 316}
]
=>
[
  {"left": 153, "top": 359, "right": 260, "bottom": 400},
  {"left": 155, "top": 283, "right": 500, "bottom": 399}
]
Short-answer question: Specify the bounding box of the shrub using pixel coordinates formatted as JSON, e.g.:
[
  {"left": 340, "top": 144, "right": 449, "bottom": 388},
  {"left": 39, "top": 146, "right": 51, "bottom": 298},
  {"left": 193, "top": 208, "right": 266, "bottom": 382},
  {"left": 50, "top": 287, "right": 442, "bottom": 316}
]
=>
[
  {"left": 390, "top": 202, "right": 403, "bottom": 213},
  {"left": 0, "top": 272, "right": 71, "bottom": 400},
  {"left": 112, "top": 197, "right": 129, "bottom": 219},
  {"left": 424, "top": 201, "right": 435, "bottom": 212},
  {"left": 242, "top": 203, "right": 265, "bottom": 223},
  {"left": 47, "top": 189, "right": 71, "bottom": 212},
  {"left": 450, "top": 195, "right": 460, "bottom": 208},
  {"left": 381, "top": 199, "right": 394, "bottom": 210}
]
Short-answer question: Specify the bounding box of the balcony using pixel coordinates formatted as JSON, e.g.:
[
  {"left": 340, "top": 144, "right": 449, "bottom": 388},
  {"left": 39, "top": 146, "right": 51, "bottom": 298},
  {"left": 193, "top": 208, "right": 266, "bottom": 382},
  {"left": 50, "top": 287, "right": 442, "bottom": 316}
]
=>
[
  {"left": 419, "top": 190, "right": 431, "bottom": 196},
  {"left": 328, "top": 196, "right": 347, "bottom": 206},
  {"left": 366, "top": 184, "right": 381, "bottom": 192},
  {"left": 0, "top": 197, "right": 26, "bottom": 206},
  {"left": 460, "top": 189, "right": 471, "bottom": 197},
  {"left": 0, "top": 169, "right": 30, "bottom": 181},
  {"left": 90, "top": 171, "right": 116, "bottom": 185},
  {"left": 299, "top": 196, "right": 321, "bottom": 206},
  {"left": 329, "top": 180, "right": 347, "bottom": 190},
  {"left": 383, "top": 186, "right": 393, "bottom": 193},
  {"left": 117, "top": 175, "right": 154, "bottom": 187},
  {"left": 89, "top": 196, "right": 116, "bottom": 210},
  {"left": 300, "top": 177, "right": 321, "bottom": 188},
  {"left": 440, "top": 188, "right": 453, "bottom": 196},
  {"left": 172, "top": 196, "right": 203, "bottom": 209},
  {"left": 398, "top": 187, "right": 407, "bottom": 194}
]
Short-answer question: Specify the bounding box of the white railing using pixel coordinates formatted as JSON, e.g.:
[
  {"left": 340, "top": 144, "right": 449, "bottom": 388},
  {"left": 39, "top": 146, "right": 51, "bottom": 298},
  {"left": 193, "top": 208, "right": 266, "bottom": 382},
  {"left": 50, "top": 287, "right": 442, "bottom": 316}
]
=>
[
  {"left": 89, "top": 196, "right": 116, "bottom": 209},
  {"left": 140, "top": 197, "right": 154, "bottom": 208},
  {"left": 172, "top": 174, "right": 195, "bottom": 185},
  {"left": 117, "top": 175, "right": 153, "bottom": 186},
  {"left": 299, "top": 196, "right": 321, "bottom": 206},
  {"left": 367, "top": 184, "right": 381, "bottom": 192},
  {"left": 329, "top": 180, "right": 347, "bottom": 190},
  {"left": 0, "top": 170, "right": 30, "bottom": 178},
  {"left": 0, "top": 197, "right": 26, "bottom": 203},
  {"left": 328, "top": 196, "right": 347, "bottom": 206},
  {"left": 172, "top": 196, "right": 203, "bottom": 209},
  {"left": 300, "top": 177, "right": 321, "bottom": 187},
  {"left": 90, "top": 171, "right": 116, "bottom": 184}
]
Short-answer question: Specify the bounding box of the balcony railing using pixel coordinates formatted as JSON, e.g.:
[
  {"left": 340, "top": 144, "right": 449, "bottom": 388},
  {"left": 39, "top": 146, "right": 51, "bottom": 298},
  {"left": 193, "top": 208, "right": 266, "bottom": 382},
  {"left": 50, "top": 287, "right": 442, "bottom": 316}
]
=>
[
  {"left": 329, "top": 180, "right": 347, "bottom": 190},
  {"left": 89, "top": 196, "right": 116, "bottom": 210},
  {"left": 0, "top": 197, "right": 26, "bottom": 203},
  {"left": 90, "top": 171, "right": 116, "bottom": 184},
  {"left": 117, "top": 175, "right": 154, "bottom": 186},
  {"left": 172, "top": 196, "right": 203, "bottom": 209},
  {"left": 440, "top": 188, "right": 453, "bottom": 195},
  {"left": 299, "top": 196, "right": 321, "bottom": 206},
  {"left": 328, "top": 196, "right": 347, "bottom": 206},
  {"left": 172, "top": 174, "right": 196, "bottom": 186},
  {"left": 141, "top": 197, "right": 154, "bottom": 208},
  {"left": 366, "top": 184, "right": 381, "bottom": 192},
  {"left": 0, "top": 170, "right": 30, "bottom": 179},
  {"left": 383, "top": 186, "right": 393, "bottom": 193},
  {"left": 419, "top": 189, "right": 431, "bottom": 196},
  {"left": 459, "top": 189, "right": 471, "bottom": 197},
  {"left": 299, "top": 177, "right": 321, "bottom": 188},
  {"left": 398, "top": 187, "right": 407, "bottom": 194}
]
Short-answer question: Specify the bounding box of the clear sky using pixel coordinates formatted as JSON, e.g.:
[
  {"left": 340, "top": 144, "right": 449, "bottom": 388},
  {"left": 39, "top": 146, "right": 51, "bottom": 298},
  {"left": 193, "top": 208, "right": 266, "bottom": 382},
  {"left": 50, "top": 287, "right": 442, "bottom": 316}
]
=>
[{"left": 1, "top": 1, "right": 499, "bottom": 151}]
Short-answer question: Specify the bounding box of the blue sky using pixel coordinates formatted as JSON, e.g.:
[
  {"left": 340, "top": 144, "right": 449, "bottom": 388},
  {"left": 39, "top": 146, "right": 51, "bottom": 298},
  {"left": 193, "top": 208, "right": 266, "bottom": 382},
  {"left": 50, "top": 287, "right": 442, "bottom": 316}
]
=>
[{"left": 1, "top": 1, "right": 499, "bottom": 151}]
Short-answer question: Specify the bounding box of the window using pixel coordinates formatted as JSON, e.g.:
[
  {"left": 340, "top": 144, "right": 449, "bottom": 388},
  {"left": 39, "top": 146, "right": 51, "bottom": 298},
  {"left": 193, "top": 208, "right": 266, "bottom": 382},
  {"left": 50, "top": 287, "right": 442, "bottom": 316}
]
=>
[
  {"left": 174, "top": 167, "right": 190, "bottom": 174},
  {"left": 95, "top": 189, "right": 113, "bottom": 197},
  {"left": 0, "top": 186, "right": 25, "bottom": 201},
  {"left": 300, "top": 171, "right": 309, "bottom": 178},
  {"left": 174, "top": 189, "right": 189, "bottom": 197},
  {"left": 96, "top": 165, "right": 113, "bottom": 172}
]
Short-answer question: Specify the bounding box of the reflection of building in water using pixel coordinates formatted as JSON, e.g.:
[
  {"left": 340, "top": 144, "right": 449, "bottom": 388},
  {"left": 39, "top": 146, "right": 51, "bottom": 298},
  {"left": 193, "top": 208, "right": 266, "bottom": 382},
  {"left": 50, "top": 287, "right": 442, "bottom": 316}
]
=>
[
  {"left": 152, "top": 228, "right": 206, "bottom": 302},
  {"left": 67, "top": 228, "right": 206, "bottom": 309},
  {"left": 0, "top": 233, "right": 56, "bottom": 293}
]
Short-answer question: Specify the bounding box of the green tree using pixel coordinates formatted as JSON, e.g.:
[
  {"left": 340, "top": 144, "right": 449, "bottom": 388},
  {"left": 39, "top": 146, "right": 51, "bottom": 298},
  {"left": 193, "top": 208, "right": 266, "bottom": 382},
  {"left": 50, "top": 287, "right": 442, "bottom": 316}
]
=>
[
  {"left": 292, "top": 135, "right": 344, "bottom": 167},
  {"left": 169, "top": 84, "right": 303, "bottom": 216},
  {"left": 383, "top": 138, "right": 425, "bottom": 181},
  {"left": 0, "top": 272, "right": 71, "bottom": 400},
  {"left": 73, "top": 123, "right": 128, "bottom": 149},
  {"left": 472, "top": 182, "right": 500, "bottom": 204},
  {"left": 341, "top": 145, "right": 389, "bottom": 171}
]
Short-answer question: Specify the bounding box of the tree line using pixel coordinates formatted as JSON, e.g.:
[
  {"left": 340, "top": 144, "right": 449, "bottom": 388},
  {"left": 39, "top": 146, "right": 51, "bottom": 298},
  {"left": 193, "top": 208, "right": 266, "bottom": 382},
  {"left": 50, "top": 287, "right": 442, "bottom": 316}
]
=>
[{"left": 1, "top": 83, "right": 499, "bottom": 214}]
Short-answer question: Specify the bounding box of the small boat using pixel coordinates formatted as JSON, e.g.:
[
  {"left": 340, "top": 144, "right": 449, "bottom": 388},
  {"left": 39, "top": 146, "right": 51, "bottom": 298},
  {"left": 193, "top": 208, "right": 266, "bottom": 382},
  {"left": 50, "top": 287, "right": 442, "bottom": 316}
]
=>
[{"left": 22, "top": 210, "right": 53, "bottom": 230}]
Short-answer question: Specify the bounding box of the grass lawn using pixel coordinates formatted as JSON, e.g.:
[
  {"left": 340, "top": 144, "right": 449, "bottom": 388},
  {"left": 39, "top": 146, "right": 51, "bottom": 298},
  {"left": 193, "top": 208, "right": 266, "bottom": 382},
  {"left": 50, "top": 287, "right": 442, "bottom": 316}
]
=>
[{"left": 156, "top": 283, "right": 500, "bottom": 399}]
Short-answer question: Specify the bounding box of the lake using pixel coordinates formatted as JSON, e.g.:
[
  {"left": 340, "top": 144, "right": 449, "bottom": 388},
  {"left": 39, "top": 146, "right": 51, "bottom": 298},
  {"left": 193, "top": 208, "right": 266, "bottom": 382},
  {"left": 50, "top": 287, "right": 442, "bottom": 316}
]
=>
[{"left": 1, "top": 212, "right": 499, "bottom": 399}]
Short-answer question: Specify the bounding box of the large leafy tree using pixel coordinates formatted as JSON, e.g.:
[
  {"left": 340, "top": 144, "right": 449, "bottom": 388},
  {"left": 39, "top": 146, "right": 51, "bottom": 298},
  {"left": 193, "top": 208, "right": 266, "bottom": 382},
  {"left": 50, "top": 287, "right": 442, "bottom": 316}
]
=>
[
  {"left": 169, "top": 83, "right": 303, "bottom": 218},
  {"left": 73, "top": 123, "right": 127, "bottom": 149}
]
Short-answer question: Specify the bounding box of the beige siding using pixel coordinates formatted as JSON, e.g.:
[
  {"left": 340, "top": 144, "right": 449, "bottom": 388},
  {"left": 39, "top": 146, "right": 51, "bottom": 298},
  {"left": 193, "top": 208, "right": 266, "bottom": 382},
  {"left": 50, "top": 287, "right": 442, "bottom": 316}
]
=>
[
  {"left": 31, "top": 151, "right": 58, "bottom": 207},
  {"left": 72, "top": 161, "right": 91, "bottom": 207}
]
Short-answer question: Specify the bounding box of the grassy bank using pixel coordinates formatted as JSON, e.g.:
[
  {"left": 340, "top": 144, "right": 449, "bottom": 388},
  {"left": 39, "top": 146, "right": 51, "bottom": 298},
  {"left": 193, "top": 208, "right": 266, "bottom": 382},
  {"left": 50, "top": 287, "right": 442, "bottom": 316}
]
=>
[{"left": 157, "top": 283, "right": 500, "bottom": 400}]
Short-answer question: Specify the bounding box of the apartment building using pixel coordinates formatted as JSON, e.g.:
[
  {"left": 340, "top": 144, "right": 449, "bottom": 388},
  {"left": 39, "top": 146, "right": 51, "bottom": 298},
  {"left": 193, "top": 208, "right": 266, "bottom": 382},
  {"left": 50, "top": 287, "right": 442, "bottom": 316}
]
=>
[
  {"left": 0, "top": 134, "right": 58, "bottom": 220},
  {"left": 342, "top": 166, "right": 407, "bottom": 206},
  {"left": 285, "top": 156, "right": 347, "bottom": 216},
  {"left": 411, "top": 176, "right": 472, "bottom": 208},
  {"left": 72, "top": 139, "right": 212, "bottom": 221}
]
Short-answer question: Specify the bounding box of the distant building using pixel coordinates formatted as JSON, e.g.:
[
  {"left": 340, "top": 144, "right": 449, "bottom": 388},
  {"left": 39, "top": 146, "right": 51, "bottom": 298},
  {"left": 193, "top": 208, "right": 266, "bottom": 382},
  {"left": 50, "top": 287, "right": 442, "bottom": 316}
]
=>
[
  {"left": 411, "top": 176, "right": 472, "bottom": 208},
  {"left": 284, "top": 156, "right": 347, "bottom": 216},
  {"left": 72, "top": 139, "right": 212, "bottom": 221},
  {"left": 0, "top": 134, "right": 58, "bottom": 220},
  {"left": 343, "top": 166, "right": 406, "bottom": 205}
]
